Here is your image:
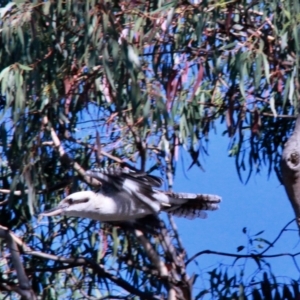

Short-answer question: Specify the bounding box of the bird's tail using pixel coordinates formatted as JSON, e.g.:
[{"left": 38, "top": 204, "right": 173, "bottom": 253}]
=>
[{"left": 163, "top": 192, "right": 221, "bottom": 219}]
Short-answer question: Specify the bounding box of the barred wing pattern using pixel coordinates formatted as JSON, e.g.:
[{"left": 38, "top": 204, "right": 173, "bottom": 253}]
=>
[
  {"left": 88, "top": 167, "right": 163, "bottom": 193},
  {"left": 164, "top": 192, "right": 221, "bottom": 219}
]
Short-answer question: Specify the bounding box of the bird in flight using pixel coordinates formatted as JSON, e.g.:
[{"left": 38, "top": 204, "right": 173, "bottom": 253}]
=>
[{"left": 40, "top": 167, "right": 221, "bottom": 222}]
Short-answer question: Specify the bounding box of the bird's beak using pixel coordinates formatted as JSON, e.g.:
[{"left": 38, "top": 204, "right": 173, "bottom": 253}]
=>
[
  {"left": 39, "top": 206, "right": 64, "bottom": 217},
  {"left": 39, "top": 192, "right": 91, "bottom": 220}
]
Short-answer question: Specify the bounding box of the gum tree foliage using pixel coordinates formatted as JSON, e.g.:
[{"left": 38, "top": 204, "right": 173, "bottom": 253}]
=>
[{"left": 0, "top": 0, "right": 299, "bottom": 299}]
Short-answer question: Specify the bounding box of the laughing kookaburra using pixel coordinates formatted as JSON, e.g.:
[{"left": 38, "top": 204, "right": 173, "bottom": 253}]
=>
[{"left": 40, "top": 167, "right": 221, "bottom": 222}]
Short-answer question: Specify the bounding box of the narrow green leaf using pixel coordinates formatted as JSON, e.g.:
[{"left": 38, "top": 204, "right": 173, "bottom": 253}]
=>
[
  {"left": 133, "top": 17, "right": 144, "bottom": 37},
  {"left": 282, "top": 74, "right": 291, "bottom": 109},
  {"left": 293, "top": 25, "right": 300, "bottom": 55},
  {"left": 103, "top": 46, "right": 116, "bottom": 91},
  {"left": 112, "top": 227, "right": 119, "bottom": 258},
  {"left": 270, "top": 94, "right": 277, "bottom": 117},
  {"left": 18, "top": 64, "right": 33, "bottom": 71},
  {"left": 254, "top": 237, "right": 272, "bottom": 246},
  {"left": 289, "top": 67, "right": 296, "bottom": 106},
  {"left": 127, "top": 45, "right": 140, "bottom": 67},
  {"left": 239, "top": 64, "right": 246, "bottom": 101},
  {"left": 17, "top": 26, "right": 24, "bottom": 48},
  {"left": 122, "top": 235, "right": 128, "bottom": 254},
  {"left": 150, "top": 1, "right": 177, "bottom": 14},
  {"left": 253, "top": 230, "right": 264, "bottom": 236},
  {"left": 281, "top": 32, "right": 288, "bottom": 50},
  {"left": 255, "top": 53, "right": 262, "bottom": 89},
  {"left": 143, "top": 98, "right": 151, "bottom": 118},
  {"left": 57, "top": 0, "right": 62, "bottom": 13},
  {"left": 43, "top": 1, "right": 51, "bottom": 15},
  {"left": 0, "top": 66, "right": 10, "bottom": 94},
  {"left": 59, "top": 112, "right": 70, "bottom": 124},
  {"left": 262, "top": 53, "right": 270, "bottom": 84}
]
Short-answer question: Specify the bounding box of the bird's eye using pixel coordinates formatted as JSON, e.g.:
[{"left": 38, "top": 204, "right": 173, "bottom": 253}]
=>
[{"left": 67, "top": 198, "right": 74, "bottom": 205}]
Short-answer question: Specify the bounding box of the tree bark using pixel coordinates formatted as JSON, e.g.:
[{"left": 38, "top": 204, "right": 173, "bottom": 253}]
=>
[{"left": 281, "top": 114, "right": 300, "bottom": 230}]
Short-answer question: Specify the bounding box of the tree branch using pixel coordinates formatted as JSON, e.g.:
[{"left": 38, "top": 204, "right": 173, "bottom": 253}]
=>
[
  {"left": 186, "top": 249, "right": 300, "bottom": 266},
  {"left": 0, "top": 225, "right": 36, "bottom": 300},
  {"left": 25, "top": 250, "right": 159, "bottom": 299},
  {"left": 186, "top": 219, "right": 298, "bottom": 266},
  {"left": 0, "top": 199, "right": 9, "bottom": 206},
  {"left": 260, "top": 219, "right": 295, "bottom": 255},
  {"left": 42, "top": 116, "right": 101, "bottom": 188},
  {"left": 1, "top": 226, "right": 159, "bottom": 299},
  {"left": 134, "top": 229, "right": 168, "bottom": 277}
]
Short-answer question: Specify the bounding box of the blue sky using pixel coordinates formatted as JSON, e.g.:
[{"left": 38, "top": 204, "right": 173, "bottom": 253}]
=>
[{"left": 169, "top": 121, "right": 300, "bottom": 294}]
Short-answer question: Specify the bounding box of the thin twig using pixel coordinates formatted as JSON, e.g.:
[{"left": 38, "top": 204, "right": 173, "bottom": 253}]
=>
[
  {"left": 260, "top": 219, "right": 295, "bottom": 255},
  {"left": 0, "top": 199, "right": 9, "bottom": 206},
  {"left": 186, "top": 249, "right": 300, "bottom": 266},
  {"left": 186, "top": 219, "right": 297, "bottom": 266}
]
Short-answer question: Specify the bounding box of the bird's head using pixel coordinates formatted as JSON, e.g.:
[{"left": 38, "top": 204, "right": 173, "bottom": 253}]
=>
[{"left": 39, "top": 191, "right": 97, "bottom": 218}]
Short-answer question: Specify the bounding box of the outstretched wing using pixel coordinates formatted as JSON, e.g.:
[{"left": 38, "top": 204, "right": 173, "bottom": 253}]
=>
[
  {"left": 86, "top": 167, "right": 163, "bottom": 191},
  {"left": 86, "top": 167, "right": 164, "bottom": 213}
]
